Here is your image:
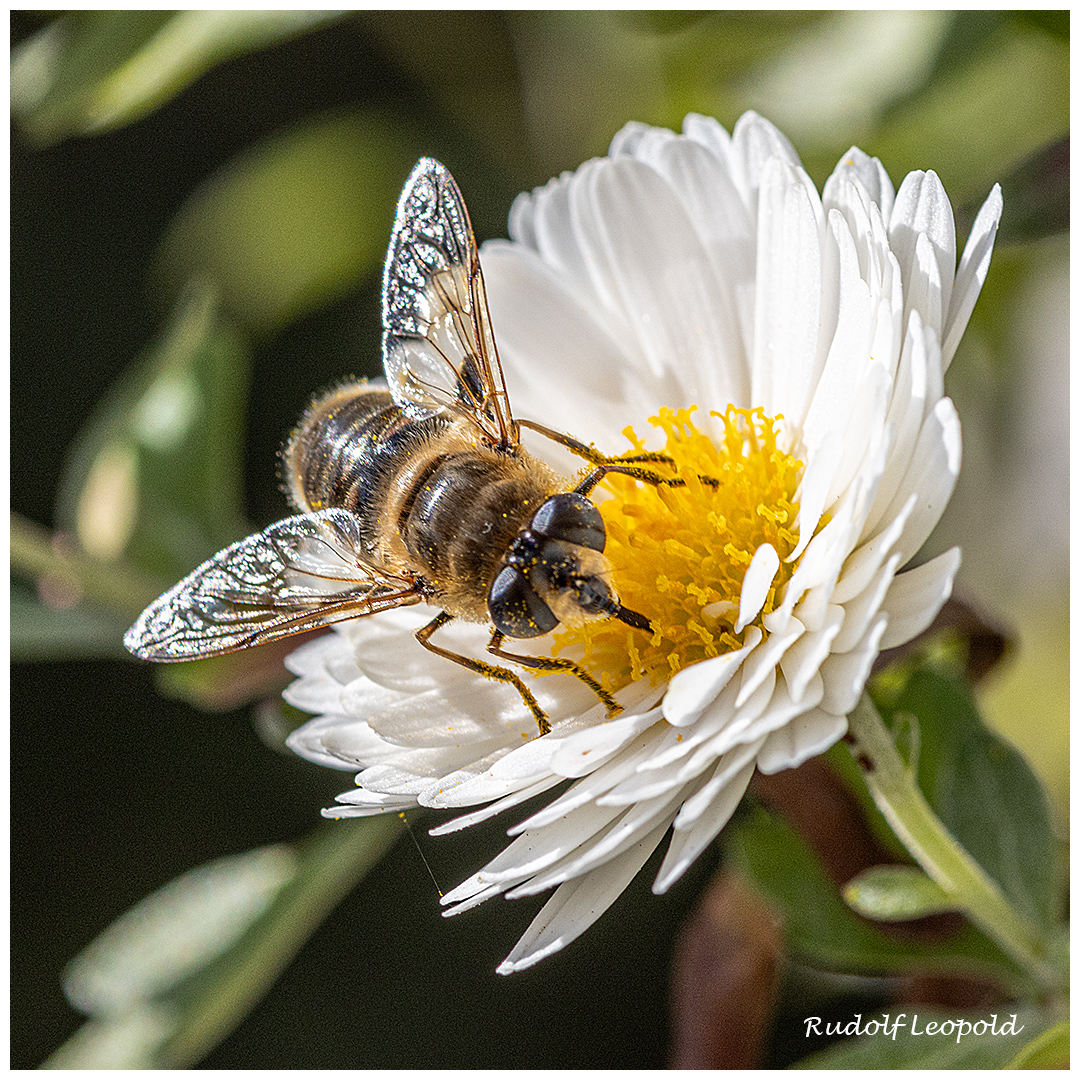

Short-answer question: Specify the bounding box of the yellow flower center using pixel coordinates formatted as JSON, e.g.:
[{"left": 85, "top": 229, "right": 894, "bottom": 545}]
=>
[{"left": 556, "top": 406, "right": 803, "bottom": 691}]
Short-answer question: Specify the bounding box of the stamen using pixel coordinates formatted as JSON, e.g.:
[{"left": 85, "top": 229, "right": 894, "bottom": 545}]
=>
[{"left": 555, "top": 406, "right": 804, "bottom": 692}]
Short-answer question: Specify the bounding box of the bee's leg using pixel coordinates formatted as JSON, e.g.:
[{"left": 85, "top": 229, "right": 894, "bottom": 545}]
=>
[
  {"left": 517, "top": 419, "right": 718, "bottom": 494},
  {"left": 415, "top": 612, "right": 552, "bottom": 737},
  {"left": 575, "top": 462, "right": 699, "bottom": 498},
  {"left": 518, "top": 418, "right": 674, "bottom": 466},
  {"left": 487, "top": 631, "right": 623, "bottom": 719}
]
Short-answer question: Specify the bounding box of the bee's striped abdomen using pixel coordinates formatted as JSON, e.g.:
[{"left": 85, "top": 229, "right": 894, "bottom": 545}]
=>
[{"left": 283, "top": 383, "right": 447, "bottom": 555}]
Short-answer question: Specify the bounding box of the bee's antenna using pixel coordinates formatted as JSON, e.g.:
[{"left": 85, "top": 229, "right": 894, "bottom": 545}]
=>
[{"left": 612, "top": 604, "right": 652, "bottom": 633}]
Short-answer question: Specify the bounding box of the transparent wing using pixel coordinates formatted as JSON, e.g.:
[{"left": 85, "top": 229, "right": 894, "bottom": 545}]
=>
[
  {"left": 382, "top": 157, "right": 518, "bottom": 450},
  {"left": 123, "top": 509, "right": 422, "bottom": 661}
]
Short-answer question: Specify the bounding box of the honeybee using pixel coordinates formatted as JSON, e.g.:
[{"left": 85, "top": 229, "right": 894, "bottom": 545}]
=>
[{"left": 124, "top": 158, "right": 676, "bottom": 735}]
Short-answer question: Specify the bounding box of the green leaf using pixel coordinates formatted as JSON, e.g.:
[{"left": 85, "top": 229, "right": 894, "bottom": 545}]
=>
[
  {"left": 870, "top": 653, "right": 1062, "bottom": 933},
  {"left": 42, "top": 818, "right": 402, "bottom": 1069},
  {"left": 155, "top": 110, "right": 421, "bottom": 333},
  {"left": 796, "top": 1007, "right": 1056, "bottom": 1069},
  {"left": 729, "top": 806, "right": 1026, "bottom": 988},
  {"left": 12, "top": 10, "right": 346, "bottom": 145},
  {"left": 844, "top": 865, "right": 958, "bottom": 921},
  {"left": 1004, "top": 1019, "right": 1069, "bottom": 1069},
  {"left": 63, "top": 846, "right": 300, "bottom": 1016},
  {"left": 56, "top": 284, "right": 250, "bottom": 582}
]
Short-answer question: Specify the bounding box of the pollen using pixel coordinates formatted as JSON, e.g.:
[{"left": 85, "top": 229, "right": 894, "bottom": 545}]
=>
[{"left": 554, "top": 406, "right": 803, "bottom": 691}]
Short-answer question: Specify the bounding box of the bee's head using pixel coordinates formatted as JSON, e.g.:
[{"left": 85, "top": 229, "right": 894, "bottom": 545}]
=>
[{"left": 488, "top": 493, "right": 650, "bottom": 639}]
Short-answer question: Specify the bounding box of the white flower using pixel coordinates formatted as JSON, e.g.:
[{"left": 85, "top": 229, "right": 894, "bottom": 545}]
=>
[{"left": 286, "top": 112, "right": 1001, "bottom": 973}]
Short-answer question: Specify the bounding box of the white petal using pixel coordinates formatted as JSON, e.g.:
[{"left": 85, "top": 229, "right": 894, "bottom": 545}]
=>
[
  {"left": 418, "top": 740, "right": 558, "bottom": 808},
  {"left": 736, "top": 544, "right": 780, "bottom": 632},
  {"left": 653, "top": 759, "right": 757, "bottom": 894},
  {"left": 752, "top": 159, "right": 824, "bottom": 421},
  {"left": 548, "top": 706, "right": 664, "bottom": 778},
  {"left": 284, "top": 631, "right": 361, "bottom": 680},
  {"left": 509, "top": 728, "right": 670, "bottom": 832},
  {"left": 779, "top": 605, "right": 844, "bottom": 700},
  {"left": 593, "top": 757, "right": 689, "bottom": 806},
  {"left": 608, "top": 118, "right": 656, "bottom": 157},
  {"left": 824, "top": 146, "right": 895, "bottom": 225},
  {"left": 728, "top": 110, "right": 802, "bottom": 207},
  {"left": 645, "top": 678, "right": 743, "bottom": 773},
  {"left": 600, "top": 700, "right": 759, "bottom": 803},
  {"left": 428, "top": 776, "right": 565, "bottom": 836},
  {"left": 800, "top": 208, "right": 875, "bottom": 454},
  {"left": 755, "top": 708, "right": 848, "bottom": 773},
  {"left": 358, "top": 738, "right": 511, "bottom": 793},
  {"left": 583, "top": 156, "right": 743, "bottom": 404},
  {"left": 475, "top": 800, "right": 627, "bottom": 886},
  {"left": 495, "top": 821, "right": 670, "bottom": 974},
  {"left": 819, "top": 614, "right": 888, "bottom": 714},
  {"left": 441, "top": 881, "right": 505, "bottom": 916},
  {"left": 863, "top": 312, "right": 935, "bottom": 536},
  {"left": 287, "top": 665, "right": 410, "bottom": 718},
  {"left": 823, "top": 353, "right": 891, "bottom": 509},
  {"left": 671, "top": 739, "right": 764, "bottom": 831},
  {"left": 507, "top": 792, "right": 684, "bottom": 897},
  {"left": 512, "top": 166, "right": 606, "bottom": 314},
  {"left": 355, "top": 679, "right": 543, "bottom": 750},
  {"left": 942, "top": 184, "right": 1002, "bottom": 369},
  {"left": 879, "top": 396, "right": 962, "bottom": 566},
  {"left": 779, "top": 496, "right": 858, "bottom": 622},
  {"left": 790, "top": 431, "right": 843, "bottom": 560},
  {"left": 902, "top": 231, "right": 945, "bottom": 348},
  {"left": 890, "top": 169, "right": 956, "bottom": 336},
  {"left": 878, "top": 547, "right": 960, "bottom": 649},
  {"left": 624, "top": 128, "right": 755, "bottom": 385},
  {"left": 663, "top": 627, "right": 761, "bottom": 726},
  {"left": 681, "top": 112, "right": 735, "bottom": 174},
  {"left": 831, "top": 551, "right": 901, "bottom": 654},
  {"left": 833, "top": 493, "right": 916, "bottom": 604},
  {"left": 705, "top": 668, "right": 823, "bottom": 765},
  {"left": 481, "top": 240, "right": 652, "bottom": 444},
  {"left": 322, "top": 791, "right": 414, "bottom": 817},
  {"left": 342, "top": 613, "right": 503, "bottom": 697},
  {"left": 735, "top": 617, "right": 803, "bottom": 707},
  {"left": 280, "top": 672, "right": 346, "bottom": 715},
  {"left": 286, "top": 715, "right": 394, "bottom": 771}
]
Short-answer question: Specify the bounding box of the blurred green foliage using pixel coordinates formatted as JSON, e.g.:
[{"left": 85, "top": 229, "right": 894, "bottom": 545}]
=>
[
  {"left": 11, "top": 10, "right": 345, "bottom": 143},
  {"left": 11, "top": 9, "right": 1068, "bottom": 1070}
]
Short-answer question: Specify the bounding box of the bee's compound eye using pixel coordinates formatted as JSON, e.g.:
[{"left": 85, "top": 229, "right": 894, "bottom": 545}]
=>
[
  {"left": 488, "top": 565, "right": 558, "bottom": 638},
  {"left": 530, "top": 493, "right": 605, "bottom": 551}
]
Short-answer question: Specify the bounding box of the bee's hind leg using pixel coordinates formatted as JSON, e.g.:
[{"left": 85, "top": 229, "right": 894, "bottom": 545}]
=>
[
  {"left": 415, "top": 613, "right": 552, "bottom": 737},
  {"left": 487, "top": 631, "right": 623, "bottom": 720}
]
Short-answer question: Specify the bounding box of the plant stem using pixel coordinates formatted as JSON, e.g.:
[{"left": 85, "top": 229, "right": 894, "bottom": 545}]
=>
[{"left": 846, "top": 693, "right": 1059, "bottom": 992}]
